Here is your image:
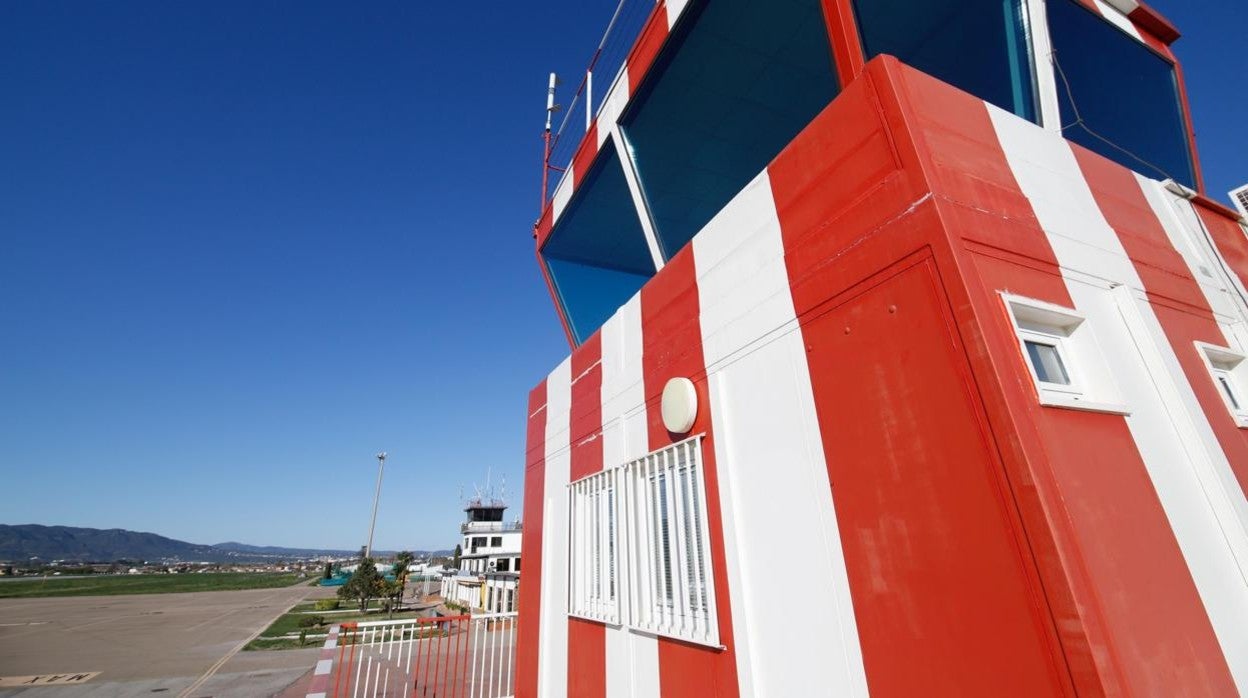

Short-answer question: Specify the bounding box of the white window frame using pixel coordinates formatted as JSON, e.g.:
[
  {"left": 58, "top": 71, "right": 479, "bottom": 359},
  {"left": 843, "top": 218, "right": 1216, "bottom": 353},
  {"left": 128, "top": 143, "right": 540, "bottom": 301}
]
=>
[
  {"left": 1003, "top": 293, "right": 1129, "bottom": 414},
  {"left": 567, "top": 435, "right": 720, "bottom": 648},
  {"left": 1196, "top": 342, "right": 1248, "bottom": 427},
  {"left": 568, "top": 465, "right": 621, "bottom": 625},
  {"left": 1017, "top": 324, "right": 1083, "bottom": 396}
]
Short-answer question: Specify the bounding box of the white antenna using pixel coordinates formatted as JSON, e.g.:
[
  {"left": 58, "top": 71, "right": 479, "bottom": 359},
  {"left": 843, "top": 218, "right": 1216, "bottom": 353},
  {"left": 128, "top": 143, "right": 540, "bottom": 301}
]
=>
[
  {"left": 545, "top": 73, "right": 560, "bottom": 131},
  {"left": 500, "top": 474, "right": 507, "bottom": 503},
  {"left": 486, "top": 467, "right": 492, "bottom": 500}
]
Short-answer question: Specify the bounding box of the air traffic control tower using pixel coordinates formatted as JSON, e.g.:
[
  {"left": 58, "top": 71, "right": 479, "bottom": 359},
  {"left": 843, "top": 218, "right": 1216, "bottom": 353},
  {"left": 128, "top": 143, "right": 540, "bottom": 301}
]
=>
[{"left": 517, "top": 1, "right": 1248, "bottom": 695}]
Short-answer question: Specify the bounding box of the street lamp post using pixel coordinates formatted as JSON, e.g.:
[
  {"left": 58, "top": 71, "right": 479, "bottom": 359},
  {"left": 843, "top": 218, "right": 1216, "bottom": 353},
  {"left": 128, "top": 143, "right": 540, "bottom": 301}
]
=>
[{"left": 364, "top": 452, "right": 387, "bottom": 559}]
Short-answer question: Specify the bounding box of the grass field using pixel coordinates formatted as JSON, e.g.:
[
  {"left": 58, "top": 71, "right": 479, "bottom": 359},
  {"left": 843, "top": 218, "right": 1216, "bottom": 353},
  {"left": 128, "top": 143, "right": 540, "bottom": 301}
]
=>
[{"left": 0, "top": 572, "right": 306, "bottom": 598}]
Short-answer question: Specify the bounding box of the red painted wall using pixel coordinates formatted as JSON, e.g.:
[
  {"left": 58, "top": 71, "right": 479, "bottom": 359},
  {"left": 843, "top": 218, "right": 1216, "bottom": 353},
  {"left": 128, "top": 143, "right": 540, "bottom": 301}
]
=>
[
  {"left": 515, "top": 381, "right": 548, "bottom": 698},
  {"left": 639, "top": 250, "right": 740, "bottom": 698}
]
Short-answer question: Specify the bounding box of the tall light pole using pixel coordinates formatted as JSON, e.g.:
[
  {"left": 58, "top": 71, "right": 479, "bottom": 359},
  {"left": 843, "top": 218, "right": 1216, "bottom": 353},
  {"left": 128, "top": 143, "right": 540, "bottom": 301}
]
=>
[{"left": 364, "top": 452, "right": 387, "bottom": 559}]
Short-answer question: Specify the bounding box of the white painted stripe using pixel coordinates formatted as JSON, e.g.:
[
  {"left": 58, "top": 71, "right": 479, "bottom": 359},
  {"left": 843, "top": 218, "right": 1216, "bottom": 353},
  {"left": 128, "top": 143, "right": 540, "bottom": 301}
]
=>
[
  {"left": 1092, "top": 0, "right": 1142, "bottom": 39},
  {"left": 1026, "top": 0, "right": 1063, "bottom": 132},
  {"left": 1133, "top": 175, "right": 1248, "bottom": 557},
  {"left": 990, "top": 104, "right": 1248, "bottom": 693},
  {"left": 666, "top": 0, "right": 691, "bottom": 30},
  {"left": 538, "top": 357, "right": 573, "bottom": 698},
  {"left": 600, "top": 295, "right": 660, "bottom": 698},
  {"left": 597, "top": 66, "right": 630, "bottom": 150},
  {"left": 613, "top": 126, "right": 666, "bottom": 272},
  {"left": 1102, "top": 0, "right": 1140, "bottom": 15},
  {"left": 314, "top": 659, "right": 332, "bottom": 676},
  {"left": 692, "top": 172, "right": 868, "bottom": 697},
  {"left": 324, "top": 638, "right": 337, "bottom": 650},
  {"left": 1135, "top": 175, "right": 1240, "bottom": 321},
  {"left": 306, "top": 692, "right": 326, "bottom": 698},
  {"left": 552, "top": 172, "right": 574, "bottom": 225}
]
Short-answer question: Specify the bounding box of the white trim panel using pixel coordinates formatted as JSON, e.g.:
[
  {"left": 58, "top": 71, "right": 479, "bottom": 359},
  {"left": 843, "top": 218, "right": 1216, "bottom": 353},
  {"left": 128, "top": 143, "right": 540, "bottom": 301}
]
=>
[
  {"left": 600, "top": 295, "right": 661, "bottom": 698},
  {"left": 538, "top": 357, "right": 573, "bottom": 698},
  {"left": 693, "top": 173, "right": 869, "bottom": 697}
]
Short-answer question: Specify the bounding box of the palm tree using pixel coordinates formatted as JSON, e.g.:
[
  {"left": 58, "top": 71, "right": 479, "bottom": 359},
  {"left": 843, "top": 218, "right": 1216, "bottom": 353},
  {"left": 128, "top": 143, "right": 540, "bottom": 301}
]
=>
[{"left": 390, "top": 551, "right": 415, "bottom": 617}]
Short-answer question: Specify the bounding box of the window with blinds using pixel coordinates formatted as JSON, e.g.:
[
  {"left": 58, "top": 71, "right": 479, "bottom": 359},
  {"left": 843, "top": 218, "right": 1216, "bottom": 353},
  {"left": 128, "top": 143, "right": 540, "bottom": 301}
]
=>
[
  {"left": 567, "top": 436, "right": 719, "bottom": 648},
  {"left": 569, "top": 467, "right": 621, "bottom": 624}
]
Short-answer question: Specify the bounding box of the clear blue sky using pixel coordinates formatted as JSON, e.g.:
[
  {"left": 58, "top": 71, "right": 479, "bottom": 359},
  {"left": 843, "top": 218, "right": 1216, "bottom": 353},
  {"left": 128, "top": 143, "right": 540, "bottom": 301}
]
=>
[{"left": 2, "top": 1, "right": 1244, "bottom": 552}]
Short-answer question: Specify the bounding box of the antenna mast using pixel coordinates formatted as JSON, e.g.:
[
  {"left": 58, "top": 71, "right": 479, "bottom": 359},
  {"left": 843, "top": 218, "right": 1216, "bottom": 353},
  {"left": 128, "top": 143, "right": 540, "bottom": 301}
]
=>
[{"left": 539, "top": 73, "right": 559, "bottom": 218}]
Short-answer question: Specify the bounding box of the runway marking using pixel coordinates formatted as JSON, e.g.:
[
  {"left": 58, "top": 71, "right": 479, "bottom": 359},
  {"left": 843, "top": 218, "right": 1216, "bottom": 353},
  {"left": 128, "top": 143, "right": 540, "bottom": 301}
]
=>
[
  {"left": 184, "top": 606, "right": 243, "bottom": 633},
  {"left": 0, "top": 672, "right": 100, "bottom": 687},
  {"left": 176, "top": 586, "right": 311, "bottom": 698},
  {"left": 0, "top": 622, "right": 48, "bottom": 627}
]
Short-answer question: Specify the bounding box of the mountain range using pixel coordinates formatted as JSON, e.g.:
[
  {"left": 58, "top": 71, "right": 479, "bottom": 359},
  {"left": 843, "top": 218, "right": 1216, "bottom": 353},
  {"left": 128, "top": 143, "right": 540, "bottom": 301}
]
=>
[{"left": 0, "top": 524, "right": 449, "bottom": 563}]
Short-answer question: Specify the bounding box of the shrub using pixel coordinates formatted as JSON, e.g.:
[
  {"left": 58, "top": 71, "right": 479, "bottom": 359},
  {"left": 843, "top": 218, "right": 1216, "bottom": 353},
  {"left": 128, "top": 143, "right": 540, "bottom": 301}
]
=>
[
  {"left": 313, "top": 599, "right": 340, "bottom": 611},
  {"left": 298, "top": 615, "right": 326, "bottom": 628}
]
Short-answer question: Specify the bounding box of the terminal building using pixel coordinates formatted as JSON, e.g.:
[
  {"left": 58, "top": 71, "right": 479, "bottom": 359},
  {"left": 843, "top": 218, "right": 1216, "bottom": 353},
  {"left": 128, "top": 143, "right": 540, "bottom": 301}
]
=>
[{"left": 516, "top": 0, "right": 1248, "bottom": 695}]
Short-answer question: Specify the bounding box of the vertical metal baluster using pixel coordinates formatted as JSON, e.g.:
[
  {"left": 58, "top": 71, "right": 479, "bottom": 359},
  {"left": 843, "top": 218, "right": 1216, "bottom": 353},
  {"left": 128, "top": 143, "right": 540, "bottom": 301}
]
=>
[
  {"left": 682, "top": 442, "right": 704, "bottom": 639},
  {"left": 669, "top": 445, "right": 691, "bottom": 637}
]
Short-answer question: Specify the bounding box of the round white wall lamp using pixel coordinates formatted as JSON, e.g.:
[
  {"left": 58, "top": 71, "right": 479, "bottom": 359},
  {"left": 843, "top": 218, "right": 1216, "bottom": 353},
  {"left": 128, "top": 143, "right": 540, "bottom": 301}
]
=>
[{"left": 661, "top": 377, "right": 698, "bottom": 434}]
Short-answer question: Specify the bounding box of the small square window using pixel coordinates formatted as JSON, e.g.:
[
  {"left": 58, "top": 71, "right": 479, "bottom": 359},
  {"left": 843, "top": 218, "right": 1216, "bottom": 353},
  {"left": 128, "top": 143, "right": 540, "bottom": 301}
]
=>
[
  {"left": 1197, "top": 342, "right": 1248, "bottom": 427},
  {"left": 1215, "top": 372, "right": 1241, "bottom": 410},
  {"left": 1002, "top": 293, "right": 1128, "bottom": 415},
  {"left": 1024, "top": 339, "right": 1071, "bottom": 386}
]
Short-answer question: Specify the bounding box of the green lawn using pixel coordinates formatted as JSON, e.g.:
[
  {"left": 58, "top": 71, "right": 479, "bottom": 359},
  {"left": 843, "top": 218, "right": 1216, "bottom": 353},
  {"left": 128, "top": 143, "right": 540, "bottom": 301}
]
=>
[
  {"left": 0, "top": 572, "right": 305, "bottom": 598},
  {"left": 244, "top": 601, "right": 431, "bottom": 651}
]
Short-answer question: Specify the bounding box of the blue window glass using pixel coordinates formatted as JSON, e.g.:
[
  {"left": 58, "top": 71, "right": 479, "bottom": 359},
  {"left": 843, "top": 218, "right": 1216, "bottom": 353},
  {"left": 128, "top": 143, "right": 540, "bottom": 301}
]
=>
[
  {"left": 620, "top": 0, "right": 840, "bottom": 259},
  {"left": 853, "top": 0, "right": 1037, "bottom": 122},
  {"left": 542, "top": 140, "right": 655, "bottom": 344},
  {"left": 1048, "top": 0, "right": 1195, "bottom": 187}
]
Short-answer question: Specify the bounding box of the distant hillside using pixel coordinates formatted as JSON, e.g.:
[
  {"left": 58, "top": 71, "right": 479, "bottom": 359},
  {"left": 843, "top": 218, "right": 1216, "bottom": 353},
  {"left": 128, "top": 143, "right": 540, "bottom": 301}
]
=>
[
  {"left": 0, "top": 524, "right": 451, "bottom": 563},
  {"left": 0, "top": 524, "right": 217, "bottom": 562}
]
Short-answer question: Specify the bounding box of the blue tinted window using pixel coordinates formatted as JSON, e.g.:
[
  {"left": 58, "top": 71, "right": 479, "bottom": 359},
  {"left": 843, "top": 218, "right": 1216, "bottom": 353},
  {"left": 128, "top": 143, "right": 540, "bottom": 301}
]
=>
[
  {"left": 542, "top": 141, "right": 654, "bottom": 344},
  {"left": 853, "top": 0, "right": 1036, "bottom": 121},
  {"left": 620, "top": 0, "right": 840, "bottom": 259},
  {"left": 1048, "top": 0, "right": 1195, "bottom": 187}
]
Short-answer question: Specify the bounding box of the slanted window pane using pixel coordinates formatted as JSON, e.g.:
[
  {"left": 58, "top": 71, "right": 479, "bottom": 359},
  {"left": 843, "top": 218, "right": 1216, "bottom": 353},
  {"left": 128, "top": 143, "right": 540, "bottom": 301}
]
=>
[
  {"left": 543, "top": 140, "right": 655, "bottom": 344},
  {"left": 621, "top": 0, "right": 840, "bottom": 259},
  {"left": 1048, "top": 0, "right": 1195, "bottom": 187},
  {"left": 853, "top": 0, "right": 1037, "bottom": 121},
  {"left": 1217, "top": 374, "right": 1241, "bottom": 410},
  {"left": 1025, "top": 340, "right": 1071, "bottom": 385}
]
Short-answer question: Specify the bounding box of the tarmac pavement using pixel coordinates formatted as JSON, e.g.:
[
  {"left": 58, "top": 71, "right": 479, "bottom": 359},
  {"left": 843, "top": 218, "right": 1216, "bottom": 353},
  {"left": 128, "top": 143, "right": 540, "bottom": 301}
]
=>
[{"left": 0, "top": 583, "right": 326, "bottom": 697}]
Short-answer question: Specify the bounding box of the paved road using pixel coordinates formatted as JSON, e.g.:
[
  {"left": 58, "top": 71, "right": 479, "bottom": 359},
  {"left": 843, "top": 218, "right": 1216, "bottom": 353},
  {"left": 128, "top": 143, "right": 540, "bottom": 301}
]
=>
[{"left": 0, "top": 583, "right": 323, "bottom": 697}]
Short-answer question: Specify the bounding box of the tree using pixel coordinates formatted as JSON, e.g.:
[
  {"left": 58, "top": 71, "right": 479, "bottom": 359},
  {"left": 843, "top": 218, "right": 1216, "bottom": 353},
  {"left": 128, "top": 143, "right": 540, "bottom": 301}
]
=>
[
  {"left": 338, "top": 557, "right": 386, "bottom": 613},
  {"left": 452, "top": 544, "right": 462, "bottom": 570},
  {"left": 381, "top": 578, "right": 403, "bottom": 619},
  {"left": 322, "top": 562, "right": 333, "bottom": 580},
  {"left": 389, "top": 551, "right": 415, "bottom": 618}
]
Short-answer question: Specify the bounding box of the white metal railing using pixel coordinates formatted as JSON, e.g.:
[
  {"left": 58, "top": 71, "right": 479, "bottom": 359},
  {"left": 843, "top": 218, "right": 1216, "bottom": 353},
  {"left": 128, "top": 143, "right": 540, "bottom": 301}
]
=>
[
  {"left": 566, "top": 435, "right": 720, "bottom": 649},
  {"left": 460, "top": 521, "right": 522, "bottom": 533},
  {"left": 318, "top": 612, "right": 516, "bottom": 698}
]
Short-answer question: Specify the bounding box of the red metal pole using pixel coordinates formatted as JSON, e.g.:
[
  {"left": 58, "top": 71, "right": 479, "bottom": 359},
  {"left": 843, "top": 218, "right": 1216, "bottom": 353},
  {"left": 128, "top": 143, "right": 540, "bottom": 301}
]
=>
[
  {"left": 339, "top": 622, "right": 358, "bottom": 698},
  {"left": 540, "top": 128, "right": 552, "bottom": 215}
]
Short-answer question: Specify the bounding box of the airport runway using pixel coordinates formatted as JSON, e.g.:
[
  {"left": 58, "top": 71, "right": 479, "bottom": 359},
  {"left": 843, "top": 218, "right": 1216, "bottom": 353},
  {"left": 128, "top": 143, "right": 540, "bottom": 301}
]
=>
[{"left": 0, "top": 583, "right": 326, "bottom": 697}]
